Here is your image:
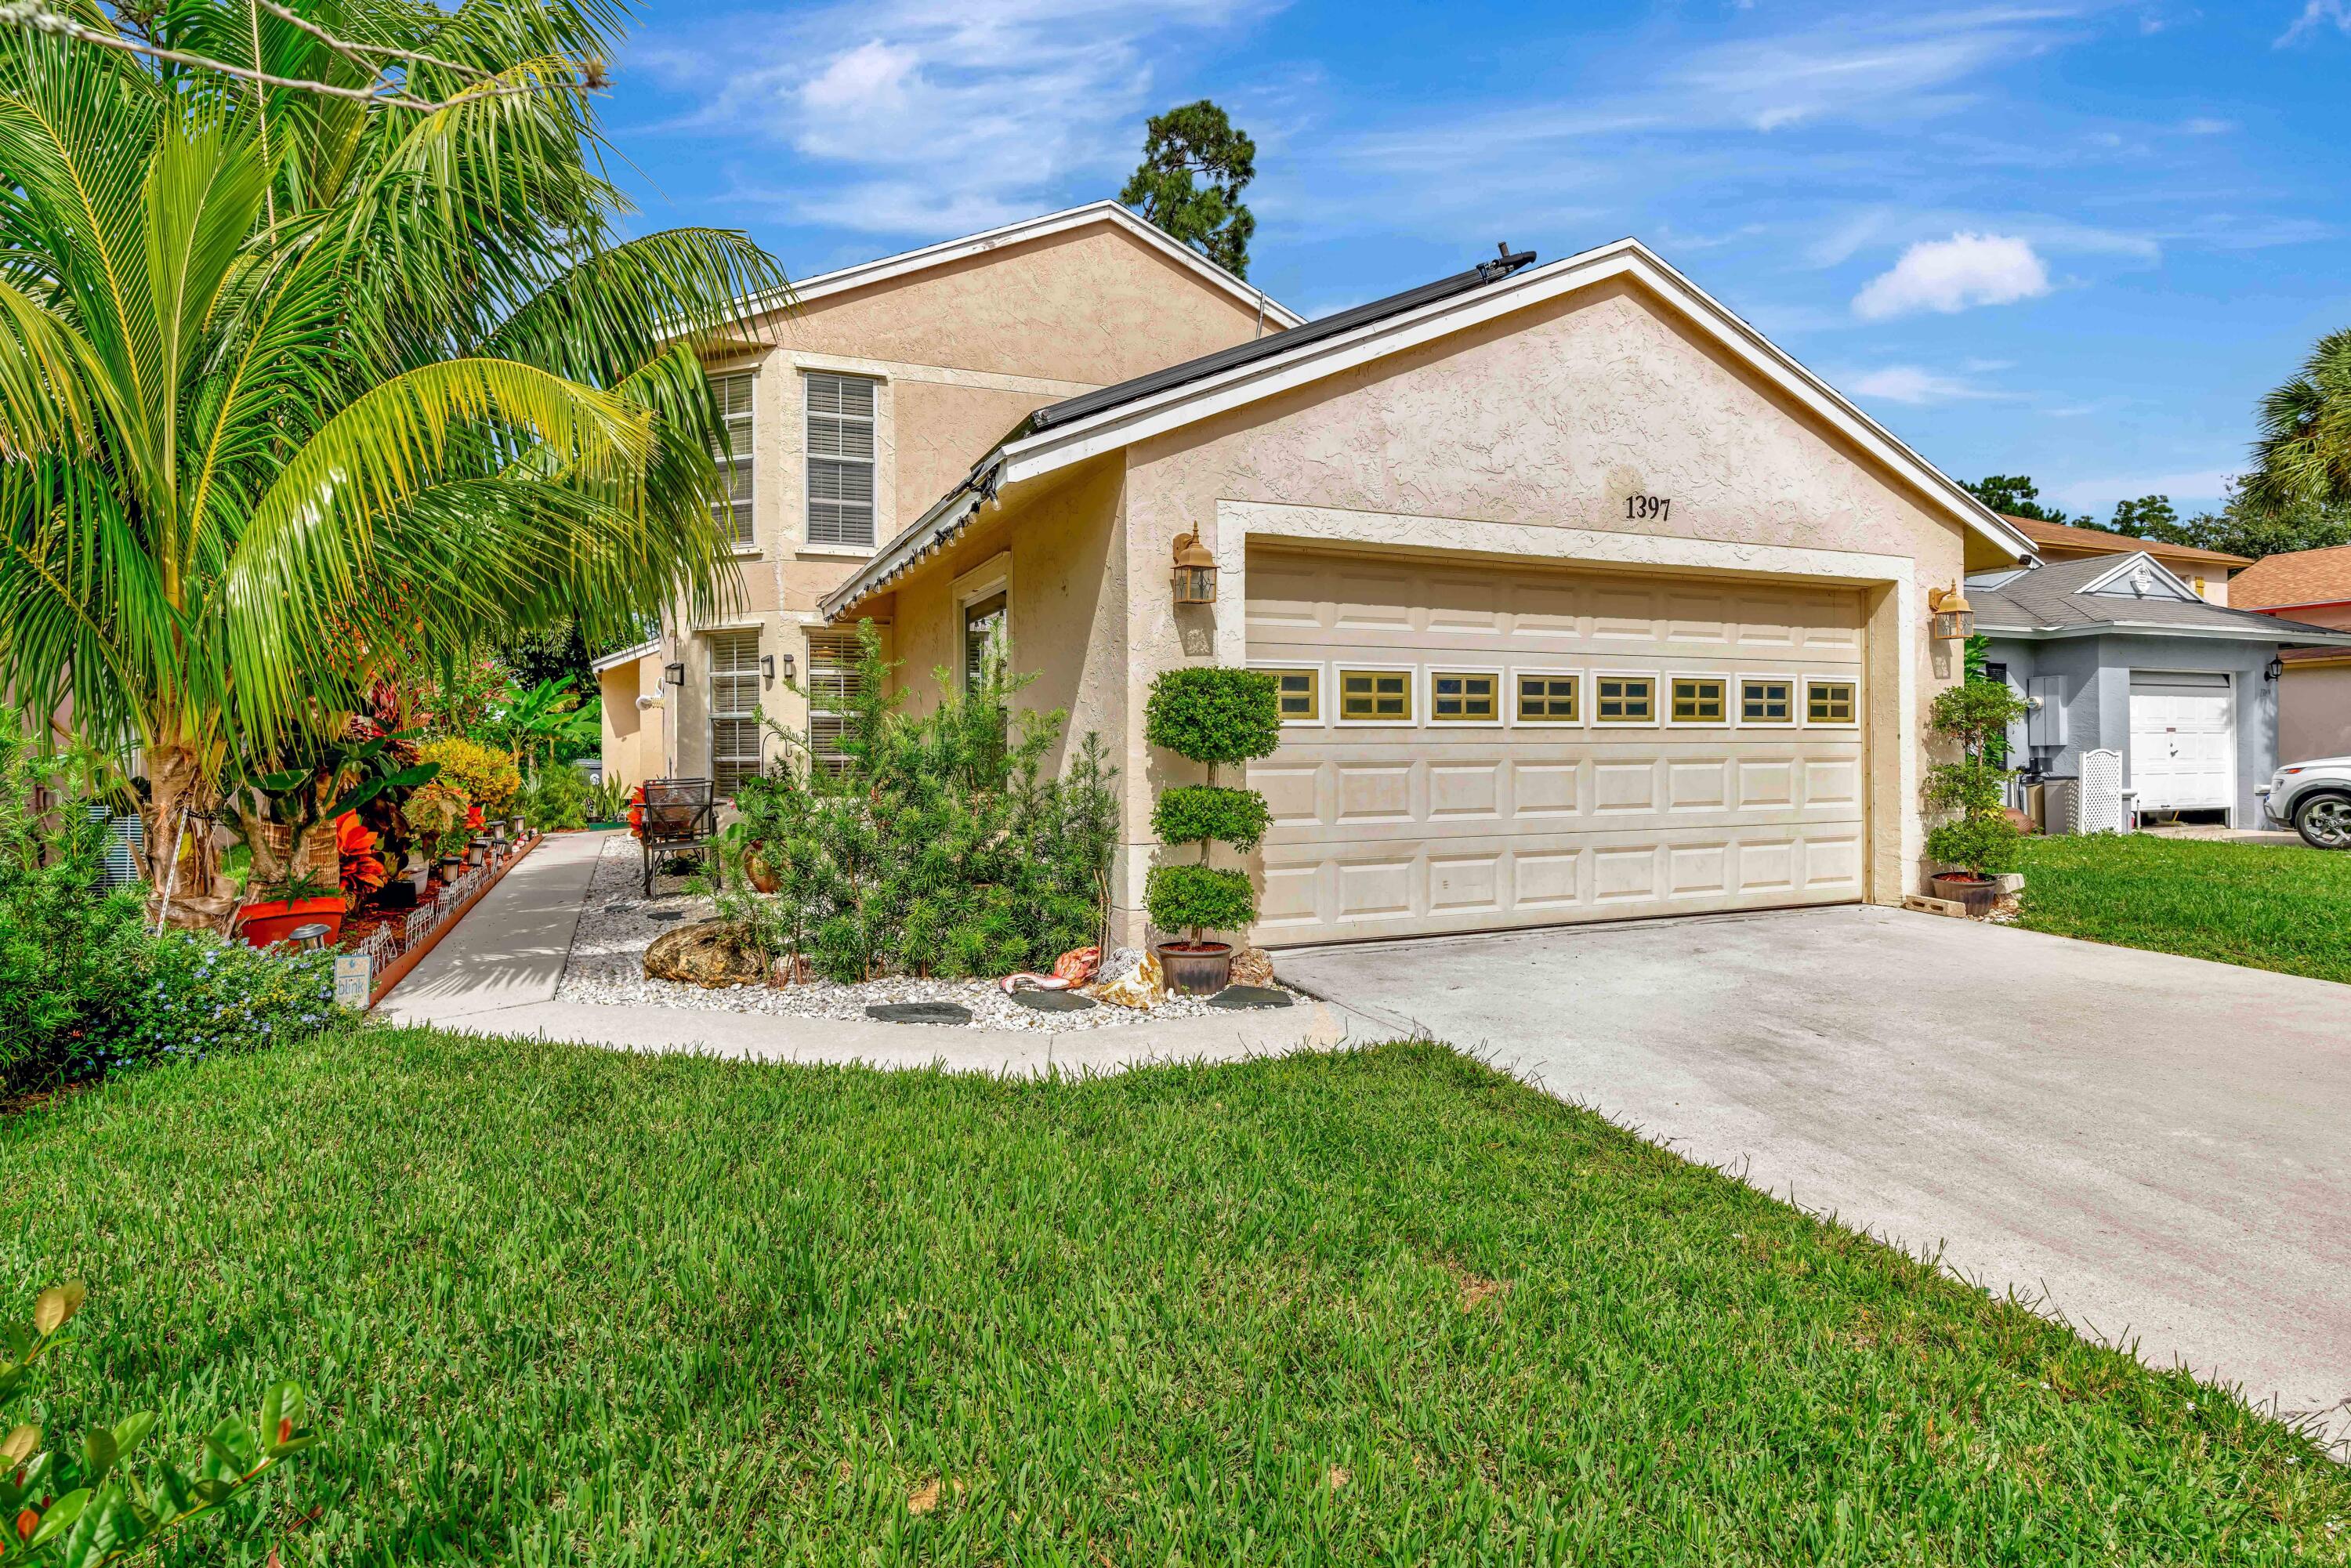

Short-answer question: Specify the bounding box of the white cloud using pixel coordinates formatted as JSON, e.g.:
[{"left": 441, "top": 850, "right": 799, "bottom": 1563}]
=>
[
  {"left": 1846, "top": 365, "right": 2002, "bottom": 404},
  {"left": 1852, "top": 232, "right": 2051, "bottom": 320},
  {"left": 2179, "top": 117, "right": 2235, "bottom": 135},
  {"left": 2278, "top": 1, "right": 2351, "bottom": 45},
  {"left": 647, "top": 0, "right": 1266, "bottom": 236}
]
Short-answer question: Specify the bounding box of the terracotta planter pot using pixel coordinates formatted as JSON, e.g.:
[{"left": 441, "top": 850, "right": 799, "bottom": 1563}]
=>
[
  {"left": 746, "top": 855, "right": 781, "bottom": 894},
  {"left": 236, "top": 896, "right": 347, "bottom": 949},
  {"left": 1929, "top": 873, "right": 1998, "bottom": 918},
  {"left": 1155, "top": 941, "right": 1233, "bottom": 996}
]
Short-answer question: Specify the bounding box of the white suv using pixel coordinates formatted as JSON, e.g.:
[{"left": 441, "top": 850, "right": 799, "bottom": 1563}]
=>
[{"left": 2259, "top": 757, "right": 2351, "bottom": 849}]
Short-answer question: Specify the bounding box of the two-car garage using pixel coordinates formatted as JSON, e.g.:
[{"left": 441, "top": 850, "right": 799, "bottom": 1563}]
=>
[{"left": 1244, "top": 547, "right": 1875, "bottom": 947}]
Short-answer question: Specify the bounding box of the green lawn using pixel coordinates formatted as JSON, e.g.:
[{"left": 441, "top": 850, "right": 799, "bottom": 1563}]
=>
[
  {"left": 5, "top": 1030, "right": 2342, "bottom": 1565},
  {"left": 2014, "top": 834, "right": 2351, "bottom": 985}
]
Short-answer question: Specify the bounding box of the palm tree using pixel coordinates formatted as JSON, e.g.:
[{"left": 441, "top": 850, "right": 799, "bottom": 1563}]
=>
[
  {"left": 0, "top": 1, "right": 784, "bottom": 913},
  {"left": 2247, "top": 328, "right": 2351, "bottom": 514}
]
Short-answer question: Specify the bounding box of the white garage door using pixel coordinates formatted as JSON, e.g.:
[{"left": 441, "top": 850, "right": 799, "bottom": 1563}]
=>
[
  {"left": 2128, "top": 672, "right": 2234, "bottom": 813},
  {"left": 1244, "top": 549, "right": 1871, "bottom": 947}
]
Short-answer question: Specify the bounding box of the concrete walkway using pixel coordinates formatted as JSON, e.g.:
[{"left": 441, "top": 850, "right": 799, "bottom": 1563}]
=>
[
  {"left": 1278, "top": 907, "right": 2351, "bottom": 1448},
  {"left": 380, "top": 829, "right": 1371, "bottom": 1073}
]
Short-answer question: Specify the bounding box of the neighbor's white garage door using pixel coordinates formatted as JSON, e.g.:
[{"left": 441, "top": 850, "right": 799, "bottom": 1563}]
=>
[
  {"left": 2127, "top": 671, "right": 2234, "bottom": 813},
  {"left": 1244, "top": 549, "right": 1870, "bottom": 947}
]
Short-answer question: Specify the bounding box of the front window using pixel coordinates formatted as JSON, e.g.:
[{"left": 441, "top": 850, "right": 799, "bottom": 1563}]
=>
[
  {"left": 711, "top": 371, "right": 754, "bottom": 547},
  {"left": 806, "top": 372, "right": 876, "bottom": 549},
  {"left": 708, "top": 629, "right": 763, "bottom": 795},
  {"left": 805, "top": 630, "right": 864, "bottom": 775},
  {"left": 963, "top": 592, "right": 1008, "bottom": 693}
]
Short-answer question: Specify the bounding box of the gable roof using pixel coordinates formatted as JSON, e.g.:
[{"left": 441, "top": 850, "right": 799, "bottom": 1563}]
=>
[
  {"left": 742, "top": 201, "right": 1302, "bottom": 331},
  {"left": 1969, "top": 552, "right": 2351, "bottom": 643},
  {"left": 823, "top": 237, "right": 2041, "bottom": 619},
  {"left": 2229, "top": 542, "right": 2351, "bottom": 610},
  {"left": 1999, "top": 514, "right": 2250, "bottom": 569}
]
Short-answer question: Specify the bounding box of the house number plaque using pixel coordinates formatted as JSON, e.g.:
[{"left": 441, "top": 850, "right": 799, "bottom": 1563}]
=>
[{"left": 1625, "top": 494, "right": 1672, "bottom": 521}]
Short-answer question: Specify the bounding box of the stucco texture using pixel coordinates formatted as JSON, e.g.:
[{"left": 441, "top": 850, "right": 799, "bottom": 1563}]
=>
[
  {"left": 642, "top": 216, "right": 1274, "bottom": 784},
  {"left": 865, "top": 274, "right": 1974, "bottom": 942}
]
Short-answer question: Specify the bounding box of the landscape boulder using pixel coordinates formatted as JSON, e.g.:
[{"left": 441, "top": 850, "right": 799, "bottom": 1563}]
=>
[{"left": 644, "top": 919, "right": 766, "bottom": 987}]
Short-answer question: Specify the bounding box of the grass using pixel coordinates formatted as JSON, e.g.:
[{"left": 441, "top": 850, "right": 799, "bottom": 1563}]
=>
[
  {"left": 2, "top": 1030, "right": 2343, "bottom": 1566},
  {"left": 2013, "top": 834, "right": 2351, "bottom": 985}
]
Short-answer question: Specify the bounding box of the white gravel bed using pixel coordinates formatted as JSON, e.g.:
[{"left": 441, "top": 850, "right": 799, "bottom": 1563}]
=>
[{"left": 555, "top": 834, "right": 1295, "bottom": 1032}]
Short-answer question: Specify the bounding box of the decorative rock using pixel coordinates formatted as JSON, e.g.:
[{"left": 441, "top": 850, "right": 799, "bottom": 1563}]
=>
[
  {"left": 866, "top": 1001, "right": 975, "bottom": 1026},
  {"left": 1206, "top": 985, "right": 1294, "bottom": 1011},
  {"left": 1228, "top": 946, "right": 1276, "bottom": 987},
  {"left": 643, "top": 920, "right": 766, "bottom": 987},
  {"left": 1009, "top": 989, "right": 1096, "bottom": 1012}
]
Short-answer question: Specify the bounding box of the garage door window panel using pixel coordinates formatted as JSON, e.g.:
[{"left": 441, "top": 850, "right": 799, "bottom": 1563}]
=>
[
  {"left": 1670, "top": 676, "right": 1730, "bottom": 726},
  {"left": 1739, "top": 676, "right": 1796, "bottom": 726},
  {"left": 1338, "top": 668, "right": 1415, "bottom": 724},
  {"left": 1595, "top": 674, "right": 1659, "bottom": 726},
  {"left": 1515, "top": 672, "right": 1581, "bottom": 725},
  {"left": 1806, "top": 679, "right": 1858, "bottom": 726},
  {"left": 1430, "top": 670, "right": 1502, "bottom": 724},
  {"left": 1254, "top": 664, "right": 1324, "bottom": 726}
]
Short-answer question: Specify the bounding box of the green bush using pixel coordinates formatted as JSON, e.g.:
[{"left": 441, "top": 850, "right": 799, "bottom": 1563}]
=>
[
  {"left": 1151, "top": 784, "right": 1271, "bottom": 852},
  {"left": 1925, "top": 813, "right": 2023, "bottom": 879},
  {"left": 120, "top": 936, "right": 342, "bottom": 1074},
  {"left": 517, "top": 765, "right": 591, "bottom": 831},
  {"left": 712, "top": 624, "right": 1121, "bottom": 983},
  {"left": 0, "top": 730, "right": 149, "bottom": 1088},
  {"left": 1144, "top": 667, "right": 1281, "bottom": 770},
  {"left": 1145, "top": 864, "right": 1257, "bottom": 940},
  {"left": 1924, "top": 677, "right": 2032, "bottom": 880}
]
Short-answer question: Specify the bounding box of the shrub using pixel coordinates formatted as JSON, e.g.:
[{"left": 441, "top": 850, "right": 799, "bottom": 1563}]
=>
[
  {"left": 1144, "top": 667, "right": 1281, "bottom": 772},
  {"left": 401, "top": 779, "right": 472, "bottom": 859},
  {"left": 712, "top": 624, "right": 1121, "bottom": 983},
  {"left": 1144, "top": 864, "right": 1257, "bottom": 939},
  {"left": 118, "top": 936, "right": 343, "bottom": 1074},
  {"left": 1924, "top": 678, "right": 2031, "bottom": 880},
  {"left": 1150, "top": 784, "right": 1271, "bottom": 852},
  {"left": 417, "top": 737, "right": 521, "bottom": 816},
  {"left": 517, "top": 766, "right": 591, "bottom": 831},
  {"left": 0, "top": 730, "right": 150, "bottom": 1089}
]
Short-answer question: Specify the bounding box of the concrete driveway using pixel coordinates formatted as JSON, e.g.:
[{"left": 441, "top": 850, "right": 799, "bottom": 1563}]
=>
[{"left": 1277, "top": 906, "right": 2351, "bottom": 1447}]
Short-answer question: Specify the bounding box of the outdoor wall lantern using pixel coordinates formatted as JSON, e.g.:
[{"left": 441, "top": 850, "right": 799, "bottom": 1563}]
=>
[
  {"left": 662, "top": 661, "right": 686, "bottom": 687},
  {"left": 760, "top": 653, "right": 777, "bottom": 683},
  {"left": 1927, "top": 585, "right": 1973, "bottom": 643},
  {"left": 1170, "top": 530, "right": 1218, "bottom": 605},
  {"left": 2266, "top": 656, "right": 2284, "bottom": 683}
]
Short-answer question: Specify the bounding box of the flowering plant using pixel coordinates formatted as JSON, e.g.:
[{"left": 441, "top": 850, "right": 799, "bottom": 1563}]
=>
[{"left": 115, "top": 936, "right": 342, "bottom": 1075}]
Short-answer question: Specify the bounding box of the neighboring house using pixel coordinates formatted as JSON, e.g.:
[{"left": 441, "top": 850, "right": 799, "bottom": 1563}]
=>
[
  {"left": 813, "top": 235, "right": 2045, "bottom": 948},
  {"left": 596, "top": 201, "right": 1303, "bottom": 795},
  {"left": 1969, "top": 552, "right": 2351, "bottom": 827},
  {"left": 1998, "top": 514, "right": 2250, "bottom": 604},
  {"left": 2228, "top": 543, "right": 2351, "bottom": 762}
]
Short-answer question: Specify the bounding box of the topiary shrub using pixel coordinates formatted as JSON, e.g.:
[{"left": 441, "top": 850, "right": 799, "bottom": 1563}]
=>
[
  {"left": 1143, "top": 665, "right": 1281, "bottom": 947},
  {"left": 1923, "top": 678, "right": 2031, "bottom": 879}
]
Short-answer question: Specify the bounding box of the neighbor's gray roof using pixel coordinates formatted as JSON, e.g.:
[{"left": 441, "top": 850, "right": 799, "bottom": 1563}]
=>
[{"left": 1970, "top": 554, "right": 2351, "bottom": 641}]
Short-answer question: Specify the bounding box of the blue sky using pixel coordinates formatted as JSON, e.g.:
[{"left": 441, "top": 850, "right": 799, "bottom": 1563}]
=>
[{"left": 605, "top": 0, "right": 2351, "bottom": 520}]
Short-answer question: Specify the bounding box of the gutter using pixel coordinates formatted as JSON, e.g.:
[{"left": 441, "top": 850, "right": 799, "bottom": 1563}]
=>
[
  {"left": 821, "top": 451, "right": 1006, "bottom": 621},
  {"left": 1974, "top": 620, "right": 2351, "bottom": 645}
]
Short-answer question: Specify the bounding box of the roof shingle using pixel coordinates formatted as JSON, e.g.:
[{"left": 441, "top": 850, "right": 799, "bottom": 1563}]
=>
[
  {"left": 2227, "top": 544, "right": 2351, "bottom": 611},
  {"left": 2001, "top": 514, "right": 2251, "bottom": 568},
  {"left": 1969, "top": 554, "right": 2348, "bottom": 640}
]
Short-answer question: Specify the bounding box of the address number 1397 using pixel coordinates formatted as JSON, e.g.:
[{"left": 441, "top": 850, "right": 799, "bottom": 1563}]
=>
[{"left": 1625, "top": 494, "right": 1672, "bottom": 521}]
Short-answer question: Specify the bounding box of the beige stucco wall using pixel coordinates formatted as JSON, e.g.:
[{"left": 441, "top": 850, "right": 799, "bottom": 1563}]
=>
[
  {"left": 597, "top": 655, "right": 668, "bottom": 797},
  {"left": 2280, "top": 662, "right": 2351, "bottom": 762},
  {"left": 640, "top": 215, "right": 1281, "bottom": 785},
  {"left": 857, "top": 274, "right": 1970, "bottom": 944}
]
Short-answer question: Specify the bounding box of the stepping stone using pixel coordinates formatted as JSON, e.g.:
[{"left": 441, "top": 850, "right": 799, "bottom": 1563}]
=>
[
  {"left": 865, "top": 1001, "right": 974, "bottom": 1027},
  {"left": 1206, "top": 986, "right": 1294, "bottom": 1011},
  {"left": 1009, "top": 989, "right": 1097, "bottom": 1012},
  {"left": 643, "top": 910, "right": 686, "bottom": 922}
]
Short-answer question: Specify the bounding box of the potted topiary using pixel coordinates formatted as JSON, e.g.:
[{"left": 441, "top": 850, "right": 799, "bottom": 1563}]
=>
[
  {"left": 1143, "top": 666, "right": 1281, "bottom": 994},
  {"left": 1923, "top": 679, "right": 2032, "bottom": 916}
]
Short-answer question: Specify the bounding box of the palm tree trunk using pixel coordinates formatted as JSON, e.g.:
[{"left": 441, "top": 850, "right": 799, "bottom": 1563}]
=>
[{"left": 144, "top": 742, "right": 230, "bottom": 928}]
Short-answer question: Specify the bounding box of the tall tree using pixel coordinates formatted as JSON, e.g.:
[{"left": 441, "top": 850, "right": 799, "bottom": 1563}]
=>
[
  {"left": 1960, "top": 475, "right": 2087, "bottom": 527},
  {"left": 2108, "top": 494, "right": 2183, "bottom": 541},
  {"left": 1121, "top": 99, "right": 1256, "bottom": 279},
  {"left": 2245, "top": 326, "right": 2351, "bottom": 515},
  {"left": 0, "top": 1, "right": 786, "bottom": 912}
]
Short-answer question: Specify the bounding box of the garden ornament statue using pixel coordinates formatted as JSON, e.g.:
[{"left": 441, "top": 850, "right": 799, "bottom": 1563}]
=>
[{"left": 999, "top": 946, "right": 1102, "bottom": 994}]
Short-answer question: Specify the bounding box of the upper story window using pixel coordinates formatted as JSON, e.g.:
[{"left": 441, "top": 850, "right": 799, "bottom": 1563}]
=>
[
  {"left": 806, "top": 373, "right": 876, "bottom": 549},
  {"left": 711, "top": 371, "right": 755, "bottom": 547}
]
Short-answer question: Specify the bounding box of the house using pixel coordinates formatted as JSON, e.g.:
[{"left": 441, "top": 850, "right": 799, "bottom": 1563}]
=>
[
  {"left": 2227, "top": 544, "right": 2351, "bottom": 761},
  {"left": 596, "top": 201, "right": 1303, "bottom": 795},
  {"left": 806, "top": 230, "right": 2051, "bottom": 948},
  {"left": 1968, "top": 552, "right": 2351, "bottom": 827},
  {"left": 1996, "top": 515, "right": 2250, "bottom": 603}
]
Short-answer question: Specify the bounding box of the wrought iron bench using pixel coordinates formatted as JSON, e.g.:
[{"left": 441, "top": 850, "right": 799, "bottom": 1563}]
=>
[{"left": 639, "top": 777, "right": 720, "bottom": 895}]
